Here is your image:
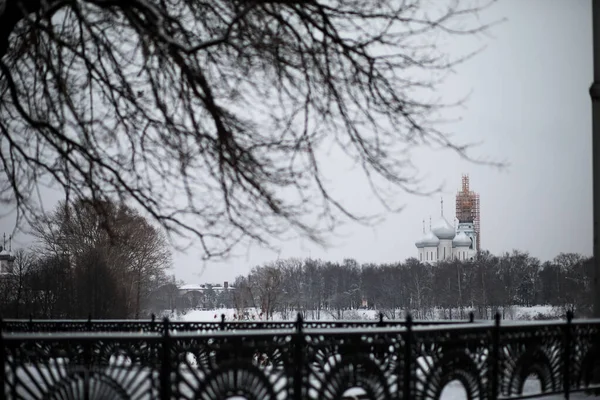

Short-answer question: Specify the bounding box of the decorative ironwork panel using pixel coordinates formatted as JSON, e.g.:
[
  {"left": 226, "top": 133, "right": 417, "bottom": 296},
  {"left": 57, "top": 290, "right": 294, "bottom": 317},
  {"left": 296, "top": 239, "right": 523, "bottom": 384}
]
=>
[
  {"left": 304, "top": 328, "right": 402, "bottom": 400},
  {"left": 410, "top": 324, "right": 490, "bottom": 400},
  {"left": 2, "top": 319, "right": 165, "bottom": 333},
  {"left": 2, "top": 318, "right": 473, "bottom": 334},
  {"left": 496, "top": 322, "right": 564, "bottom": 398},
  {"left": 162, "top": 321, "right": 222, "bottom": 333},
  {"left": 171, "top": 330, "right": 295, "bottom": 400},
  {"left": 570, "top": 320, "right": 600, "bottom": 392},
  {"left": 3, "top": 317, "right": 600, "bottom": 399},
  {"left": 3, "top": 333, "right": 162, "bottom": 399}
]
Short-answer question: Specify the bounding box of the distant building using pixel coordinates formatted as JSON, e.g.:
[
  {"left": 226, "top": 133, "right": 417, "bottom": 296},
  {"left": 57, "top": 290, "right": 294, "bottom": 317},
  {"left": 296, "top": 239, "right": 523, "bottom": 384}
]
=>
[
  {"left": 178, "top": 281, "right": 233, "bottom": 309},
  {"left": 415, "top": 175, "right": 480, "bottom": 263},
  {"left": 0, "top": 234, "right": 15, "bottom": 275},
  {"left": 178, "top": 281, "right": 231, "bottom": 294}
]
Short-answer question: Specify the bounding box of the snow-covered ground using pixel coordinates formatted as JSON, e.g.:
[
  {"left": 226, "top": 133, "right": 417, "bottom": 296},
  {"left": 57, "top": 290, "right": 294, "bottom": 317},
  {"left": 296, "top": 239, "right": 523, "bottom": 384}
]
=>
[
  {"left": 171, "top": 307, "right": 382, "bottom": 322},
  {"left": 171, "top": 305, "right": 560, "bottom": 323}
]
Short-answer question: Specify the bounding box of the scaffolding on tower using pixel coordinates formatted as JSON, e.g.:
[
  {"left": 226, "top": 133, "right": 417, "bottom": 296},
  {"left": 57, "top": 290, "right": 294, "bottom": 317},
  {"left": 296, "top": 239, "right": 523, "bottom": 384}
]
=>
[
  {"left": 474, "top": 193, "right": 480, "bottom": 251},
  {"left": 455, "top": 175, "right": 481, "bottom": 251}
]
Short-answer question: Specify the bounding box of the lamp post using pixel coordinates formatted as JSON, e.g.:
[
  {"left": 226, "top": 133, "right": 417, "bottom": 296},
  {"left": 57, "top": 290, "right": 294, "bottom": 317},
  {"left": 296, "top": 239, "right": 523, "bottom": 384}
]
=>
[{"left": 591, "top": 0, "right": 600, "bottom": 318}]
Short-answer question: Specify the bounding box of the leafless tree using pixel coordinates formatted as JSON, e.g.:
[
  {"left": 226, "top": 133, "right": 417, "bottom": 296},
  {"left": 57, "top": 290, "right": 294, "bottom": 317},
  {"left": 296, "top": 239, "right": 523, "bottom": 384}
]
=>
[
  {"left": 1, "top": 0, "right": 499, "bottom": 259},
  {"left": 232, "top": 275, "right": 255, "bottom": 319},
  {"left": 248, "top": 263, "right": 284, "bottom": 320},
  {"left": 114, "top": 210, "right": 172, "bottom": 317},
  {"left": 8, "top": 248, "right": 35, "bottom": 318},
  {"left": 30, "top": 198, "right": 172, "bottom": 317}
]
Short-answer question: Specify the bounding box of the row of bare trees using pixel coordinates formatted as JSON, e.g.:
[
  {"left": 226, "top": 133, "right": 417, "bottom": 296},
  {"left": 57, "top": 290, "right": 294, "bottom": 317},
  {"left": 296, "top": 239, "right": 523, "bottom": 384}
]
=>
[
  {"left": 231, "top": 251, "right": 594, "bottom": 320},
  {"left": 0, "top": 199, "right": 173, "bottom": 319}
]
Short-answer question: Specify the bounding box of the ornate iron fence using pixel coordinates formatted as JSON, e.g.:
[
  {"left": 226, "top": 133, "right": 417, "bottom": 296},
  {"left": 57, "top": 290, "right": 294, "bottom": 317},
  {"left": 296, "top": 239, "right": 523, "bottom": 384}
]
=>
[
  {"left": 0, "top": 313, "right": 474, "bottom": 334},
  {"left": 2, "top": 314, "right": 600, "bottom": 399}
]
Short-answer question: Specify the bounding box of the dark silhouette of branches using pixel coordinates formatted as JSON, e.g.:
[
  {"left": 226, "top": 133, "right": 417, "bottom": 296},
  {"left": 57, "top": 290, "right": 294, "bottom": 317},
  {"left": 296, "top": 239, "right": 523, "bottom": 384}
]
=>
[{"left": 1, "top": 0, "right": 499, "bottom": 259}]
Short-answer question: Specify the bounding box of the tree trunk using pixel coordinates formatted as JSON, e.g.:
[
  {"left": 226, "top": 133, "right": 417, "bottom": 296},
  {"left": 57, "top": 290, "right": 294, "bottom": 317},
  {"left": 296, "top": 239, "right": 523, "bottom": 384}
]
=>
[{"left": 135, "top": 266, "right": 142, "bottom": 319}]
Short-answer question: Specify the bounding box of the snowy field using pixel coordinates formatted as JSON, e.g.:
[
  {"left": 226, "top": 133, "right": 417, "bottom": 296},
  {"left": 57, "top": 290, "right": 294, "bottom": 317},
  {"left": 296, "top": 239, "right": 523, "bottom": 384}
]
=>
[{"left": 171, "top": 305, "right": 559, "bottom": 323}]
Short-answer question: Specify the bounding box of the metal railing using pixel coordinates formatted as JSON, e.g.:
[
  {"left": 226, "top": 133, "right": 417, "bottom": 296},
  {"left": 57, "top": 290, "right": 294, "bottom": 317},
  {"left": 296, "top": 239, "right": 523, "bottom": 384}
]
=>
[
  {"left": 0, "top": 312, "right": 474, "bottom": 333},
  {"left": 0, "top": 313, "right": 474, "bottom": 333},
  {"left": 2, "top": 313, "right": 600, "bottom": 399}
]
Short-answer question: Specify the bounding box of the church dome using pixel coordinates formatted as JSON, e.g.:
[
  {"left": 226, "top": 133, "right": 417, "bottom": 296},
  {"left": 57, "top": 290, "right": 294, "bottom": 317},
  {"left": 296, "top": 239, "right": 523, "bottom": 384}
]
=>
[
  {"left": 422, "top": 231, "right": 440, "bottom": 247},
  {"left": 432, "top": 217, "right": 456, "bottom": 240},
  {"left": 453, "top": 231, "right": 471, "bottom": 248},
  {"left": 415, "top": 235, "right": 425, "bottom": 249}
]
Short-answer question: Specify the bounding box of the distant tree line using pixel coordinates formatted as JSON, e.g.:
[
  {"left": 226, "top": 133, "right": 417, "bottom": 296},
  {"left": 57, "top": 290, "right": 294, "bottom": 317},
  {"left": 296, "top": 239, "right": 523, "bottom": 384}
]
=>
[
  {"left": 0, "top": 199, "right": 173, "bottom": 319},
  {"left": 231, "top": 252, "right": 594, "bottom": 320},
  {"left": 1, "top": 200, "right": 592, "bottom": 321}
]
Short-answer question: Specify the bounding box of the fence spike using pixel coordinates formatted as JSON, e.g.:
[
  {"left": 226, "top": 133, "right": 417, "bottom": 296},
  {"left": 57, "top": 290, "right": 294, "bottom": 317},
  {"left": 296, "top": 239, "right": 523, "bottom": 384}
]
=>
[
  {"left": 160, "top": 316, "right": 171, "bottom": 399},
  {"left": 564, "top": 309, "right": 573, "bottom": 399},
  {"left": 0, "top": 317, "right": 4, "bottom": 400},
  {"left": 403, "top": 312, "right": 413, "bottom": 399},
  {"left": 296, "top": 312, "right": 303, "bottom": 330},
  {"left": 490, "top": 312, "right": 501, "bottom": 399},
  {"left": 163, "top": 317, "right": 170, "bottom": 336},
  {"left": 567, "top": 310, "right": 574, "bottom": 322}
]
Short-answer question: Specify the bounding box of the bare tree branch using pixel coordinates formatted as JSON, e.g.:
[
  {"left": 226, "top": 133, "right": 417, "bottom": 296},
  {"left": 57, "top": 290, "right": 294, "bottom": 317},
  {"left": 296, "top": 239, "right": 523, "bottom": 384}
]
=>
[{"left": 1, "top": 0, "right": 503, "bottom": 260}]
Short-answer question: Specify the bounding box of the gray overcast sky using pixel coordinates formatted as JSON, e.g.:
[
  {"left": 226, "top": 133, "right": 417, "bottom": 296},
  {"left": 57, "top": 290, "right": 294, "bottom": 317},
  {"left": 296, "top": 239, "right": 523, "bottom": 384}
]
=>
[{"left": 0, "top": 0, "right": 594, "bottom": 284}]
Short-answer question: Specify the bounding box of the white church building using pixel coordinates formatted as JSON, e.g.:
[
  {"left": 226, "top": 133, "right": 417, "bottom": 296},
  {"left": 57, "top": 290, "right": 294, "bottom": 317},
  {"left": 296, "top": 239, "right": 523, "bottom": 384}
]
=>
[
  {"left": 415, "top": 200, "right": 478, "bottom": 263},
  {"left": 0, "top": 234, "right": 15, "bottom": 275}
]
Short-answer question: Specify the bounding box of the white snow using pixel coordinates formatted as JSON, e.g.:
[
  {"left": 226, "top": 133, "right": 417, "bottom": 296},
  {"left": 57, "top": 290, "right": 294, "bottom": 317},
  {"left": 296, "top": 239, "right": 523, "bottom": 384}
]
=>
[
  {"left": 173, "top": 307, "right": 382, "bottom": 322},
  {"left": 173, "top": 305, "right": 563, "bottom": 323}
]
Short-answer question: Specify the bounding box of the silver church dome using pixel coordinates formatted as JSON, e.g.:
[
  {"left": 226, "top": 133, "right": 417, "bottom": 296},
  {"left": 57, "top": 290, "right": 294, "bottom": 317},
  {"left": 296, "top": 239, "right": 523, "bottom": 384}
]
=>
[{"left": 432, "top": 217, "right": 456, "bottom": 240}]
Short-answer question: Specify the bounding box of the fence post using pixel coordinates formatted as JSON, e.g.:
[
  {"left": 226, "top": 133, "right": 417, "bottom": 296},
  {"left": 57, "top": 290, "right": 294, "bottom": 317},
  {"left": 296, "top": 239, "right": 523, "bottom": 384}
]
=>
[
  {"left": 160, "top": 317, "right": 171, "bottom": 400},
  {"left": 564, "top": 310, "right": 574, "bottom": 400},
  {"left": 403, "top": 314, "right": 413, "bottom": 400},
  {"left": 490, "top": 313, "right": 501, "bottom": 400},
  {"left": 378, "top": 312, "right": 384, "bottom": 327},
  {"left": 1, "top": 315, "right": 5, "bottom": 400},
  {"left": 293, "top": 313, "right": 304, "bottom": 400},
  {"left": 220, "top": 314, "right": 226, "bottom": 331}
]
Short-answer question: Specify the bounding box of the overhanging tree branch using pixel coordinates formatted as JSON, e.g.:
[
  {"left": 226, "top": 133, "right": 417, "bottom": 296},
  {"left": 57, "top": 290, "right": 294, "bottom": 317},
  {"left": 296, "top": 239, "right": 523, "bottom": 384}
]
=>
[{"left": 1, "top": 0, "right": 503, "bottom": 259}]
